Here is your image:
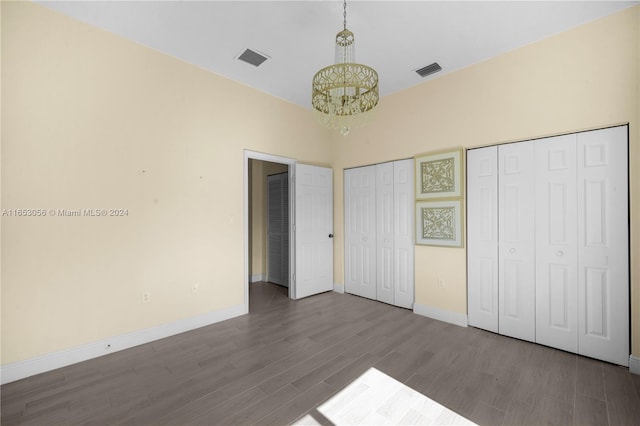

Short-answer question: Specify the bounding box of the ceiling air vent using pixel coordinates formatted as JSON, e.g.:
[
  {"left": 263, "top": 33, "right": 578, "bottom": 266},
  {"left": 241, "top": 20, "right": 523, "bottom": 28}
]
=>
[
  {"left": 415, "top": 62, "right": 442, "bottom": 78},
  {"left": 237, "top": 48, "right": 269, "bottom": 67}
]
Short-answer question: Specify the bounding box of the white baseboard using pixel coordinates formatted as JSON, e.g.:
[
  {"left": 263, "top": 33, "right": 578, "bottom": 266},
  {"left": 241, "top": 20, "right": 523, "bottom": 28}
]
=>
[
  {"left": 413, "top": 303, "right": 468, "bottom": 328},
  {"left": 0, "top": 303, "right": 247, "bottom": 385},
  {"left": 333, "top": 282, "right": 344, "bottom": 294},
  {"left": 630, "top": 355, "right": 640, "bottom": 375},
  {"left": 250, "top": 274, "right": 265, "bottom": 283}
]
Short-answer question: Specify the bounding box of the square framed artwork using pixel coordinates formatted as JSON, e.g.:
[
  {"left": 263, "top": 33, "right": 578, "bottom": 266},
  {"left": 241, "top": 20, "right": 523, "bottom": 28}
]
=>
[
  {"left": 416, "top": 200, "right": 463, "bottom": 247},
  {"left": 415, "top": 149, "right": 463, "bottom": 199}
]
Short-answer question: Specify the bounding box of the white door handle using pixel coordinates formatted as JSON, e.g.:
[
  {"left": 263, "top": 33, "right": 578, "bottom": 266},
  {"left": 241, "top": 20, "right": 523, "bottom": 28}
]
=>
[
  {"left": 509, "top": 248, "right": 516, "bottom": 254},
  {"left": 556, "top": 250, "right": 564, "bottom": 257}
]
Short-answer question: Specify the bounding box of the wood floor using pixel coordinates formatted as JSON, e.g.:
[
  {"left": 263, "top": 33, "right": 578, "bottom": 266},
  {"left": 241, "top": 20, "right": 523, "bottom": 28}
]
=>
[{"left": 2, "top": 282, "right": 639, "bottom": 425}]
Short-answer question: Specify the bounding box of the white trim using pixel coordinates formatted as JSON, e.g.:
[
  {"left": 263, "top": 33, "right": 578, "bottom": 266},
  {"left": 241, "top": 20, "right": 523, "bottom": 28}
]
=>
[
  {"left": 413, "top": 303, "right": 468, "bottom": 328},
  {"left": 244, "top": 150, "right": 296, "bottom": 306},
  {"left": 250, "top": 274, "right": 265, "bottom": 283},
  {"left": 333, "top": 282, "right": 344, "bottom": 294},
  {"left": 630, "top": 355, "right": 640, "bottom": 375},
  {"left": 0, "top": 304, "right": 246, "bottom": 385}
]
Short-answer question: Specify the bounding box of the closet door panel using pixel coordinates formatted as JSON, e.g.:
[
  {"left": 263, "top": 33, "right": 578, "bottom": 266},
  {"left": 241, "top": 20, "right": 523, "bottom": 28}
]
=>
[
  {"left": 376, "top": 162, "right": 395, "bottom": 305},
  {"left": 344, "top": 166, "right": 377, "bottom": 300},
  {"left": 267, "top": 173, "right": 289, "bottom": 286},
  {"left": 393, "top": 159, "right": 415, "bottom": 309},
  {"left": 467, "top": 147, "right": 498, "bottom": 332},
  {"left": 535, "top": 135, "right": 578, "bottom": 352},
  {"left": 498, "top": 142, "right": 535, "bottom": 342},
  {"left": 577, "top": 126, "right": 629, "bottom": 366}
]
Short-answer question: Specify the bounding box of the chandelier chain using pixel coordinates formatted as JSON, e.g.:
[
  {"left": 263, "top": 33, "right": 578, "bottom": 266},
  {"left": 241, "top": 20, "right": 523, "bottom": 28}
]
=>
[{"left": 343, "top": 0, "right": 347, "bottom": 30}]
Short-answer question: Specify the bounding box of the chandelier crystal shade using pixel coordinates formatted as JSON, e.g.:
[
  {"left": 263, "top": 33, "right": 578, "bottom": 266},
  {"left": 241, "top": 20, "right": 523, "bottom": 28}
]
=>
[{"left": 312, "top": 1, "right": 379, "bottom": 135}]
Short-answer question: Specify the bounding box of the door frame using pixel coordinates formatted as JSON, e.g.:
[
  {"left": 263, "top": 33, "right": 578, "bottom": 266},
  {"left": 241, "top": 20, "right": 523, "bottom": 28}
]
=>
[{"left": 244, "top": 150, "right": 297, "bottom": 310}]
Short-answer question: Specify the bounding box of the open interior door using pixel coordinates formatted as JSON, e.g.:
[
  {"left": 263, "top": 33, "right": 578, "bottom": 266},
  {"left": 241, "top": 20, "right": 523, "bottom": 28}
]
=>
[{"left": 294, "top": 164, "right": 333, "bottom": 299}]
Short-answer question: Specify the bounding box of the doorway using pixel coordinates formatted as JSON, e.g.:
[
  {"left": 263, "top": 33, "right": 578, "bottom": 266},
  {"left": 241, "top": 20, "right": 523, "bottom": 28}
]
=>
[
  {"left": 244, "top": 151, "right": 296, "bottom": 312},
  {"left": 244, "top": 150, "right": 335, "bottom": 313}
]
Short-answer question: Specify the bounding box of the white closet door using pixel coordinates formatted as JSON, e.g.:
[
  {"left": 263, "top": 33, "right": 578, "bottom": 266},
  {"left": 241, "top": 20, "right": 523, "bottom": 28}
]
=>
[
  {"left": 393, "top": 159, "right": 415, "bottom": 309},
  {"left": 467, "top": 146, "right": 499, "bottom": 332},
  {"left": 376, "top": 162, "right": 395, "bottom": 305},
  {"left": 577, "top": 126, "right": 629, "bottom": 366},
  {"left": 535, "top": 135, "right": 578, "bottom": 352},
  {"left": 267, "top": 173, "right": 289, "bottom": 286},
  {"left": 499, "top": 142, "right": 536, "bottom": 342},
  {"left": 344, "top": 166, "right": 377, "bottom": 300}
]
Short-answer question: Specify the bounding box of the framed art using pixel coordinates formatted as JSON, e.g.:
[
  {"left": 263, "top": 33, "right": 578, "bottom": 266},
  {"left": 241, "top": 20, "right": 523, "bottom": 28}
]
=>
[
  {"left": 415, "top": 149, "right": 463, "bottom": 199},
  {"left": 415, "top": 200, "right": 463, "bottom": 247}
]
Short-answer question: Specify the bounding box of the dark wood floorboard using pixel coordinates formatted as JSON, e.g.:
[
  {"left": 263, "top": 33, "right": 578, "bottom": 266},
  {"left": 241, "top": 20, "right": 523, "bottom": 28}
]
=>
[{"left": 2, "top": 281, "right": 639, "bottom": 425}]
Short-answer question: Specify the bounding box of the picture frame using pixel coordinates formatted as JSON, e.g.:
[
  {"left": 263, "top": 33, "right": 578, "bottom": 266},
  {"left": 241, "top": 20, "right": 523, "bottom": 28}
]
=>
[
  {"left": 415, "top": 200, "right": 463, "bottom": 247},
  {"left": 414, "top": 149, "right": 463, "bottom": 199}
]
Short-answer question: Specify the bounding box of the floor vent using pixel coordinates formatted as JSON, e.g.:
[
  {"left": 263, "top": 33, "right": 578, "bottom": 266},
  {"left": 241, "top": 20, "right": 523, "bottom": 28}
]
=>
[
  {"left": 415, "top": 62, "right": 442, "bottom": 78},
  {"left": 237, "top": 48, "right": 269, "bottom": 67}
]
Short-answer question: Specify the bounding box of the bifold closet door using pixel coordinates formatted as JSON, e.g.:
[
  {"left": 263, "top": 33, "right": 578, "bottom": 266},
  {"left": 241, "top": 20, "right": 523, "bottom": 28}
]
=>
[
  {"left": 375, "top": 160, "right": 415, "bottom": 307},
  {"left": 467, "top": 126, "right": 629, "bottom": 366},
  {"left": 535, "top": 135, "right": 578, "bottom": 353},
  {"left": 345, "top": 160, "right": 415, "bottom": 308},
  {"left": 577, "top": 126, "right": 629, "bottom": 366},
  {"left": 468, "top": 142, "right": 539, "bottom": 341},
  {"left": 467, "top": 143, "right": 539, "bottom": 341},
  {"left": 267, "top": 173, "right": 289, "bottom": 286},
  {"left": 376, "top": 162, "right": 395, "bottom": 305},
  {"left": 392, "top": 159, "right": 414, "bottom": 309},
  {"left": 498, "top": 142, "right": 536, "bottom": 342},
  {"left": 344, "top": 166, "right": 377, "bottom": 299},
  {"left": 467, "top": 146, "right": 499, "bottom": 332}
]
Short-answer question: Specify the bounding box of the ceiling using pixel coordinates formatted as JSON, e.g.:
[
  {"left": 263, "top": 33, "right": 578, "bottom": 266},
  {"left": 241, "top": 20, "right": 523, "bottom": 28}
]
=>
[{"left": 37, "top": 1, "right": 638, "bottom": 109}]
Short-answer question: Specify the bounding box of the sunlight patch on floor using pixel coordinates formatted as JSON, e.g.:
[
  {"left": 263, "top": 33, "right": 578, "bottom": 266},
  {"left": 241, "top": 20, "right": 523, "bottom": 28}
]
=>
[{"left": 293, "top": 368, "right": 477, "bottom": 425}]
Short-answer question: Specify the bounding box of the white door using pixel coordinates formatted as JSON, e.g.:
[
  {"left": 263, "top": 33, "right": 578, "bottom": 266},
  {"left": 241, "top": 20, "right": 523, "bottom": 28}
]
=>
[
  {"left": 577, "top": 126, "right": 629, "bottom": 366},
  {"left": 376, "top": 162, "right": 395, "bottom": 305},
  {"left": 498, "top": 142, "right": 536, "bottom": 342},
  {"left": 344, "top": 166, "right": 377, "bottom": 300},
  {"left": 535, "top": 135, "right": 578, "bottom": 352},
  {"left": 467, "top": 146, "right": 499, "bottom": 332},
  {"left": 267, "top": 173, "right": 289, "bottom": 287},
  {"left": 294, "top": 164, "right": 334, "bottom": 299},
  {"left": 393, "top": 159, "right": 415, "bottom": 309}
]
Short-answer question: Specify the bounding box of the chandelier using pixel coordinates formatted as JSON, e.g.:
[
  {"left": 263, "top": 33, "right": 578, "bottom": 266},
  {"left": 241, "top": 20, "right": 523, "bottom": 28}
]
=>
[{"left": 312, "top": 0, "right": 379, "bottom": 136}]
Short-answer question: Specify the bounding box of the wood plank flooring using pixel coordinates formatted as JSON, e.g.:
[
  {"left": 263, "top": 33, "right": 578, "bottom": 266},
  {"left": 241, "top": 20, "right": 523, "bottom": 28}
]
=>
[{"left": 2, "top": 282, "right": 639, "bottom": 425}]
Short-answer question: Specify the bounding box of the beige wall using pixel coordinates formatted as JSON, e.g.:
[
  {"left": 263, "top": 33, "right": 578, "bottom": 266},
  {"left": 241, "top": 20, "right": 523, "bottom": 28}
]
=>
[
  {"left": 331, "top": 6, "right": 640, "bottom": 356},
  {"left": 1, "top": 2, "right": 331, "bottom": 364},
  {"left": 2, "top": 2, "right": 639, "bottom": 368},
  {"left": 249, "top": 160, "right": 288, "bottom": 279}
]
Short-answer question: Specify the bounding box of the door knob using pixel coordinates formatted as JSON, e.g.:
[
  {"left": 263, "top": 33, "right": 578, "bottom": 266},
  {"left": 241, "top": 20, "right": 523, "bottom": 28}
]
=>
[
  {"left": 509, "top": 248, "right": 516, "bottom": 254},
  {"left": 328, "top": 234, "right": 334, "bottom": 238},
  {"left": 556, "top": 250, "right": 564, "bottom": 257}
]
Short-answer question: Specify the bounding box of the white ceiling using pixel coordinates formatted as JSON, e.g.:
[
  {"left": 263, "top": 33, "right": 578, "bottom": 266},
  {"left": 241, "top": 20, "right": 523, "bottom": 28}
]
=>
[{"left": 37, "top": 1, "right": 638, "bottom": 109}]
